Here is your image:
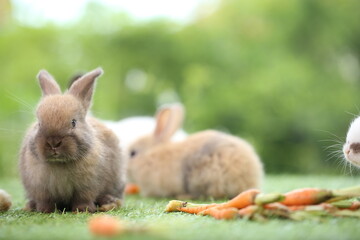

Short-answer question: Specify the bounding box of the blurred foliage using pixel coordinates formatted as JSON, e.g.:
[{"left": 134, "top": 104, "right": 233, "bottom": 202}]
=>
[{"left": 0, "top": 0, "right": 360, "bottom": 177}]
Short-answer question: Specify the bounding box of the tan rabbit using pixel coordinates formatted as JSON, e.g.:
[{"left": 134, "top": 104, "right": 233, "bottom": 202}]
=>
[
  {"left": 127, "top": 104, "right": 264, "bottom": 199},
  {"left": 19, "top": 68, "right": 126, "bottom": 213},
  {"left": 0, "top": 189, "right": 11, "bottom": 211}
]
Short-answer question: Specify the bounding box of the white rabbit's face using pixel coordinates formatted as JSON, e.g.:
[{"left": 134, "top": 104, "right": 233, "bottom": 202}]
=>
[{"left": 343, "top": 117, "right": 360, "bottom": 167}]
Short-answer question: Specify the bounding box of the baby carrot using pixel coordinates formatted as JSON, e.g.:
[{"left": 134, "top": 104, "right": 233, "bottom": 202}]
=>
[
  {"left": 179, "top": 203, "right": 218, "bottom": 214},
  {"left": 349, "top": 202, "right": 360, "bottom": 210},
  {"left": 287, "top": 203, "right": 334, "bottom": 211},
  {"left": 264, "top": 202, "right": 289, "bottom": 211},
  {"left": 287, "top": 205, "right": 306, "bottom": 211},
  {"left": 331, "top": 199, "right": 360, "bottom": 210},
  {"left": 199, "top": 207, "right": 239, "bottom": 220},
  {"left": 219, "top": 189, "right": 261, "bottom": 209},
  {"left": 280, "top": 188, "right": 333, "bottom": 206},
  {"left": 165, "top": 189, "right": 260, "bottom": 214},
  {"left": 262, "top": 203, "right": 291, "bottom": 219},
  {"left": 124, "top": 183, "right": 140, "bottom": 195},
  {"left": 238, "top": 205, "right": 260, "bottom": 217},
  {"left": 164, "top": 200, "right": 218, "bottom": 214},
  {"left": 89, "top": 215, "right": 124, "bottom": 237}
]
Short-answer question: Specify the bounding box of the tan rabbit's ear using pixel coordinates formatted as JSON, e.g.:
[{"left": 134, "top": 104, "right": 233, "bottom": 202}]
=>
[
  {"left": 68, "top": 67, "right": 103, "bottom": 110},
  {"left": 154, "top": 103, "right": 185, "bottom": 142},
  {"left": 37, "top": 70, "right": 61, "bottom": 96}
]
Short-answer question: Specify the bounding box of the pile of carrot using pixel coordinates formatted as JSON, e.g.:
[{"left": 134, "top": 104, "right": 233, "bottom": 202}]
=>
[{"left": 164, "top": 186, "right": 360, "bottom": 221}]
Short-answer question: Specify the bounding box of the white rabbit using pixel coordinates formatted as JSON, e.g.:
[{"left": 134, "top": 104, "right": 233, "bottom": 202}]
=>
[
  {"left": 343, "top": 117, "right": 360, "bottom": 167},
  {"left": 103, "top": 116, "right": 187, "bottom": 155}
]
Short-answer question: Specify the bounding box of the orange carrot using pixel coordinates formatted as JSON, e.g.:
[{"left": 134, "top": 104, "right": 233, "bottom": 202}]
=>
[
  {"left": 287, "top": 203, "right": 334, "bottom": 211},
  {"left": 280, "top": 188, "right": 333, "bottom": 206},
  {"left": 165, "top": 200, "right": 218, "bottom": 214},
  {"left": 331, "top": 199, "right": 360, "bottom": 210},
  {"left": 219, "top": 189, "right": 261, "bottom": 209},
  {"left": 349, "top": 202, "right": 360, "bottom": 210},
  {"left": 165, "top": 189, "right": 260, "bottom": 214},
  {"left": 88, "top": 215, "right": 124, "bottom": 237},
  {"left": 179, "top": 203, "right": 218, "bottom": 214},
  {"left": 124, "top": 183, "right": 140, "bottom": 195},
  {"left": 318, "top": 203, "right": 335, "bottom": 211},
  {"left": 262, "top": 203, "right": 291, "bottom": 219},
  {"left": 287, "top": 205, "right": 306, "bottom": 211},
  {"left": 238, "top": 205, "right": 260, "bottom": 217},
  {"left": 264, "top": 202, "right": 289, "bottom": 211},
  {"left": 199, "top": 207, "right": 239, "bottom": 220}
]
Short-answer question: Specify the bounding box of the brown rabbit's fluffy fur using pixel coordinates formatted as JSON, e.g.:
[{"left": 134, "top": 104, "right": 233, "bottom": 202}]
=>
[
  {"left": 128, "top": 104, "right": 263, "bottom": 199},
  {"left": 0, "top": 189, "right": 11, "bottom": 211},
  {"left": 19, "top": 68, "right": 125, "bottom": 213}
]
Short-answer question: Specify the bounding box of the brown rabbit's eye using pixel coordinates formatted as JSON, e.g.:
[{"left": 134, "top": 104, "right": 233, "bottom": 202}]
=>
[
  {"left": 71, "top": 119, "right": 77, "bottom": 128},
  {"left": 130, "top": 150, "right": 137, "bottom": 158}
]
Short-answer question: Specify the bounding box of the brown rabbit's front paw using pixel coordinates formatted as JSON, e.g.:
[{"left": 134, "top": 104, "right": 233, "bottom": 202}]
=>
[
  {"left": 23, "top": 200, "right": 36, "bottom": 212},
  {"left": 72, "top": 202, "right": 96, "bottom": 213},
  {"left": 97, "top": 194, "right": 122, "bottom": 212},
  {"left": 36, "top": 201, "right": 56, "bottom": 213},
  {"left": 98, "top": 199, "right": 122, "bottom": 212}
]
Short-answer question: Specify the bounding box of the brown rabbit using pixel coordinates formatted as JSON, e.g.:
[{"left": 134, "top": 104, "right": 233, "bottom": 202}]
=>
[
  {"left": 127, "top": 103, "right": 264, "bottom": 199},
  {"left": 19, "top": 68, "right": 126, "bottom": 213},
  {"left": 0, "top": 189, "right": 11, "bottom": 211}
]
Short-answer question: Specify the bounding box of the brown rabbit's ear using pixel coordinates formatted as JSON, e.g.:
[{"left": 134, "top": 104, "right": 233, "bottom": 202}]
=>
[
  {"left": 68, "top": 67, "right": 103, "bottom": 110},
  {"left": 37, "top": 70, "right": 61, "bottom": 96},
  {"left": 67, "top": 73, "right": 84, "bottom": 89},
  {"left": 154, "top": 103, "right": 185, "bottom": 142}
]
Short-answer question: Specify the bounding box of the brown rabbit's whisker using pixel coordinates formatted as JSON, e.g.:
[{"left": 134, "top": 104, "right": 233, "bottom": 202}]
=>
[
  {"left": 6, "top": 92, "right": 34, "bottom": 111},
  {"left": 0, "top": 128, "right": 24, "bottom": 134}
]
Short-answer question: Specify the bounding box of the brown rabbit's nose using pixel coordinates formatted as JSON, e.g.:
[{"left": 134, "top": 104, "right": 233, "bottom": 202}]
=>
[{"left": 46, "top": 136, "right": 63, "bottom": 150}]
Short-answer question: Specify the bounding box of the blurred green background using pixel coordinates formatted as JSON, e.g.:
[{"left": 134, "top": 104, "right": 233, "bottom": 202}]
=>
[{"left": 0, "top": 0, "right": 359, "bottom": 177}]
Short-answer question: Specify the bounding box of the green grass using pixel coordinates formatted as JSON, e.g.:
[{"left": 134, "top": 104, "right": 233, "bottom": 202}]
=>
[{"left": 1, "top": 175, "right": 360, "bottom": 240}]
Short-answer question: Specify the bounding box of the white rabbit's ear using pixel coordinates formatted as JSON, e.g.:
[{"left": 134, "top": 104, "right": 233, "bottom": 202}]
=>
[
  {"left": 37, "top": 70, "right": 61, "bottom": 96},
  {"left": 68, "top": 67, "right": 103, "bottom": 110},
  {"left": 154, "top": 103, "right": 185, "bottom": 142}
]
